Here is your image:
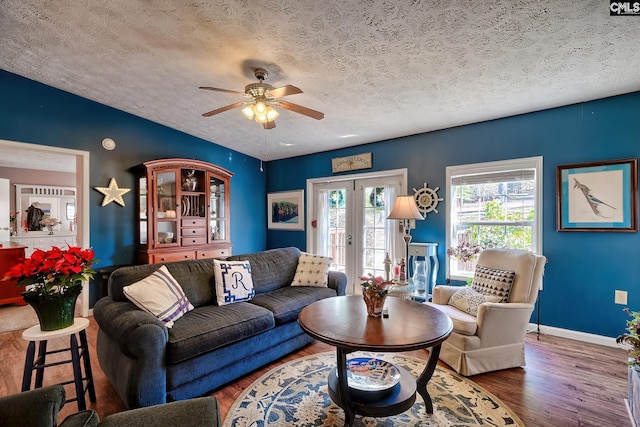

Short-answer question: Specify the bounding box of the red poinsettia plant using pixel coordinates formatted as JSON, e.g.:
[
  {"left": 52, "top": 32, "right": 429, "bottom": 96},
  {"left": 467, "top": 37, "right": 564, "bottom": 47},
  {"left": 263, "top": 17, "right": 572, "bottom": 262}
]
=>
[
  {"left": 2, "top": 246, "right": 98, "bottom": 297},
  {"left": 360, "top": 274, "right": 394, "bottom": 298}
]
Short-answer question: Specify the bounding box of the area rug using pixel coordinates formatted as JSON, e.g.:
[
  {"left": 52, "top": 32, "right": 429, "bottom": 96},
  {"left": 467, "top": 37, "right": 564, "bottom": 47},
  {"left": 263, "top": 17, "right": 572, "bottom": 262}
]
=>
[
  {"left": 0, "top": 305, "right": 38, "bottom": 333},
  {"left": 223, "top": 351, "right": 523, "bottom": 426}
]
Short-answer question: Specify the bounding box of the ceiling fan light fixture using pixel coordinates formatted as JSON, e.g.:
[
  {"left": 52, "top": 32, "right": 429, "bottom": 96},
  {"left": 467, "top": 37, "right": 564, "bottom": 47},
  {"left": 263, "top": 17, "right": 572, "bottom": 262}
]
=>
[
  {"left": 255, "top": 101, "right": 267, "bottom": 114},
  {"left": 255, "top": 113, "right": 268, "bottom": 124},
  {"left": 241, "top": 105, "right": 255, "bottom": 120},
  {"left": 266, "top": 106, "right": 279, "bottom": 121}
]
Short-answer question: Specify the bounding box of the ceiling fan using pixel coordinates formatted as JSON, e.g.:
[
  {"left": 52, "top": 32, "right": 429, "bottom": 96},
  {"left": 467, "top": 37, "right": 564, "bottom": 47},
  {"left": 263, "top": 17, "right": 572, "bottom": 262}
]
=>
[{"left": 199, "top": 68, "right": 324, "bottom": 129}]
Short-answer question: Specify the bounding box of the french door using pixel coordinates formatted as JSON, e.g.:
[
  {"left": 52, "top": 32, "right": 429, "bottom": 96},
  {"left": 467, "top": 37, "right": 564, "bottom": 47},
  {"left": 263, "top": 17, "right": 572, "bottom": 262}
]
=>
[{"left": 308, "top": 171, "right": 406, "bottom": 295}]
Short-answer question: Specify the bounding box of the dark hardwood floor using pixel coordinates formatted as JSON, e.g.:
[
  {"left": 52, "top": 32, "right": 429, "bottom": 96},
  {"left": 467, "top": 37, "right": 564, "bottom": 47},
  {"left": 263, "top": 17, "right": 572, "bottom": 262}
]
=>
[{"left": 0, "top": 317, "right": 631, "bottom": 426}]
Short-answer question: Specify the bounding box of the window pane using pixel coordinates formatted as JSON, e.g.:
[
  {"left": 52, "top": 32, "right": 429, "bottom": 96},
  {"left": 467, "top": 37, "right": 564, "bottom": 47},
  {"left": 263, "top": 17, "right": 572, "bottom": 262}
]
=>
[{"left": 448, "top": 157, "right": 541, "bottom": 279}]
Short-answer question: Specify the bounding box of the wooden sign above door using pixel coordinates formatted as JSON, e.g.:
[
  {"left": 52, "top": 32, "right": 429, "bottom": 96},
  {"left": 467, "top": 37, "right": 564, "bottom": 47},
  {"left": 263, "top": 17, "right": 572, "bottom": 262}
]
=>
[{"left": 331, "top": 153, "right": 372, "bottom": 173}]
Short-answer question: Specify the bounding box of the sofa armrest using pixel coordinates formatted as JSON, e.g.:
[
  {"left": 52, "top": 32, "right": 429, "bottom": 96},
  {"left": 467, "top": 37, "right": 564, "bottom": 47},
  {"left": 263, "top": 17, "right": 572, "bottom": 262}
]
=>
[
  {"left": 0, "top": 385, "right": 65, "bottom": 427},
  {"left": 432, "top": 285, "right": 461, "bottom": 304},
  {"left": 328, "top": 270, "right": 348, "bottom": 296},
  {"left": 59, "top": 410, "right": 100, "bottom": 427},
  {"left": 98, "top": 396, "right": 220, "bottom": 427},
  {"left": 93, "top": 297, "right": 169, "bottom": 408},
  {"left": 476, "top": 302, "right": 535, "bottom": 347},
  {"left": 93, "top": 297, "right": 168, "bottom": 354}
]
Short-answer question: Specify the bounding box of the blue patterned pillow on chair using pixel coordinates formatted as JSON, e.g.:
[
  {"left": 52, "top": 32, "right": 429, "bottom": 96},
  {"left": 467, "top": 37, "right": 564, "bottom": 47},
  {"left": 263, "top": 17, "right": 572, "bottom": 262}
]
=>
[{"left": 214, "top": 260, "right": 255, "bottom": 305}]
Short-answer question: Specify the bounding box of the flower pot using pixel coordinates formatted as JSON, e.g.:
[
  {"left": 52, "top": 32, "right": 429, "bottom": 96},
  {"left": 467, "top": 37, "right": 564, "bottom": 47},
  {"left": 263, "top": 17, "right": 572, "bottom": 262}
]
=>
[
  {"left": 363, "top": 290, "right": 386, "bottom": 317},
  {"left": 22, "top": 285, "right": 82, "bottom": 331}
]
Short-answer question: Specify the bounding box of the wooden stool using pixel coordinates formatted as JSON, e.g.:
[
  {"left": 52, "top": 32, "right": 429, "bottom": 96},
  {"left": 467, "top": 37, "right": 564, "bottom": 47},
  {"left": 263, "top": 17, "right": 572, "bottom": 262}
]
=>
[{"left": 21, "top": 317, "right": 96, "bottom": 411}]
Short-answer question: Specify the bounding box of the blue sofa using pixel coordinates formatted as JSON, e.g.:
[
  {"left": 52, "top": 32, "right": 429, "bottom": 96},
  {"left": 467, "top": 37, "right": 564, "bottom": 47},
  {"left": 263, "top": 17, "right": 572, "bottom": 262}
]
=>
[{"left": 93, "top": 247, "right": 347, "bottom": 409}]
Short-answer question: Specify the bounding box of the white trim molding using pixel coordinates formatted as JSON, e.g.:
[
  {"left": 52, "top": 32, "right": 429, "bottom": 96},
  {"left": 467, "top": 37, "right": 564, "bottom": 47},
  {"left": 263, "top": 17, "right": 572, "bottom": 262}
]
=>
[{"left": 528, "top": 323, "right": 620, "bottom": 348}]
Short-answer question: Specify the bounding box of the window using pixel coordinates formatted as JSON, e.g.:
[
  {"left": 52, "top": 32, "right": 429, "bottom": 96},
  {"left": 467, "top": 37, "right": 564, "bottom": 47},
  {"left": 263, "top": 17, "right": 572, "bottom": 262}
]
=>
[{"left": 446, "top": 157, "right": 542, "bottom": 280}]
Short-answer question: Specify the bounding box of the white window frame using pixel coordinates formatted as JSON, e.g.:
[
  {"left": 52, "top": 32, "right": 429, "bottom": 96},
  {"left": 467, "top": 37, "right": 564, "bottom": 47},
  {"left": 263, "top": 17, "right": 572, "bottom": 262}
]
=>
[{"left": 445, "top": 156, "right": 543, "bottom": 281}]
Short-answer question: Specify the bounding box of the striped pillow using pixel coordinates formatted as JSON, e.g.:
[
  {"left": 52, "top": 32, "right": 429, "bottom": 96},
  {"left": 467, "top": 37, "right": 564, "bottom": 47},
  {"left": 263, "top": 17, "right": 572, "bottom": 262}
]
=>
[{"left": 123, "top": 265, "right": 194, "bottom": 328}]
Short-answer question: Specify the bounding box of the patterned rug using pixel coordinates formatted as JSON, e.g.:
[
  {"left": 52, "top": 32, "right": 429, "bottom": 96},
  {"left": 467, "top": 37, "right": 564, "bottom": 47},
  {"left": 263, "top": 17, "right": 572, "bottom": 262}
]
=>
[{"left": 223, "top": 351, "right": 523, "bottom": 426}]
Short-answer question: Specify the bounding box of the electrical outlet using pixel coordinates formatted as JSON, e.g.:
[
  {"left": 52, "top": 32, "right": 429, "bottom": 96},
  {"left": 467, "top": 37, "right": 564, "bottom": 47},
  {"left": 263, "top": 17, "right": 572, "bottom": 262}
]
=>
[
  {"left": 615, "top": 290, "right": 628, "bottom": 305},
  {"left": 409, "top": 219, "right": 416, "bottom": 229}
]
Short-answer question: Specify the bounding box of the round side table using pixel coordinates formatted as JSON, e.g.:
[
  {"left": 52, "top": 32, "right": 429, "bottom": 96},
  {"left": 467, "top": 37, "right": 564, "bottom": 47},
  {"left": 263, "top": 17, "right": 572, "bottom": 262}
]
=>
[{"left": 21, "top": 317, "right": 96, "bottom": 411}]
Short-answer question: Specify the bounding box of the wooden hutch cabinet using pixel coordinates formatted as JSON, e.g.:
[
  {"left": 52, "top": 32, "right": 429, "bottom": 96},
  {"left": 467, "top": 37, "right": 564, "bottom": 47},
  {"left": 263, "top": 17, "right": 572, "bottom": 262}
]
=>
[{"left": 136, "top": 158, "right": 233, "bottom": 264}]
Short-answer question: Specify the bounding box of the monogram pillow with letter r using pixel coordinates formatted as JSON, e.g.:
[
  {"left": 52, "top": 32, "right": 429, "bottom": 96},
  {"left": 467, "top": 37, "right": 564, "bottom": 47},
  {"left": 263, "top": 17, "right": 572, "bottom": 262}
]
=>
[{"left": 213, "top": 259, "right": 255, "bottom": 305}]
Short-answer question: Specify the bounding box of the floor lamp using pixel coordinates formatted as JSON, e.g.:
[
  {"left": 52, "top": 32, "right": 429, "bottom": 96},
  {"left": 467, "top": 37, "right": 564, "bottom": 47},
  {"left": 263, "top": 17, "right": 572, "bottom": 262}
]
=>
[{"left": 387, "top": 195, "right": 424, "bottom": 285}]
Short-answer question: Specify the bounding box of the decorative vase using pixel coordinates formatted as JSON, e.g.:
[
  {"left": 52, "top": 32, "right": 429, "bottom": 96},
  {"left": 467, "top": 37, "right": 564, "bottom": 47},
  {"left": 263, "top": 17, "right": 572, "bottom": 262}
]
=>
[
  {"left": 22, "top": 285, "right": 82, "bottom": 331},
  {"left": 46, "top": 225, "right": 55, "bottom": 235},
  {"left": 363, "top": 289, "right": 387, "bottom": 317}
]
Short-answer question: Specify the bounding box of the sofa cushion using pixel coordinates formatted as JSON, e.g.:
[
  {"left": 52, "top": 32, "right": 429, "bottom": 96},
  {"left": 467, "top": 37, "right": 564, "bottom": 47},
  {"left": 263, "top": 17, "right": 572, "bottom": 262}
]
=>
[
  {"left": 471, "top": 265, "right": 515, "bottom": 303},
  {"left": 448, "top": 286, "right": 501, "bottom": 316},
  {"left": 166, "top": 303, "right": 275, "bottom": 364},
  {"left": 226, "top": 247, "right": 301, "bottom": 294},
  {"left": 213, "top": 260, "right": 255, "bottom": 305},
  {"left": 123, "top": 265, "right": 194, "bottom": 328},
  {"left": 425, "top": 302, "right": 478, "bottom": 336},
  {"left": 291, "top": 253, "right": 332, "bottom": 287},
  {"left": 249, "top": 286, "right": 338, "bottom": 324}
]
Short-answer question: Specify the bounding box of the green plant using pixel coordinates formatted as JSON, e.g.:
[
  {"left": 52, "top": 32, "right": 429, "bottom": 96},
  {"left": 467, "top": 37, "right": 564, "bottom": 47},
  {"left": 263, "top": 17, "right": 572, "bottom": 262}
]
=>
[{"left": 617, "top": 307, "right": 640, "bottom": 366}]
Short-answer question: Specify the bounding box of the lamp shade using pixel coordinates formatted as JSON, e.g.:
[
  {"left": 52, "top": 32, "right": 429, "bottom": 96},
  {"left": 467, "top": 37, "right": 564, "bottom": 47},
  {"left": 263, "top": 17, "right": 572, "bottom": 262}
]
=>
[{"left": 387, "top": 195, "right": 424, "bottom": 220}]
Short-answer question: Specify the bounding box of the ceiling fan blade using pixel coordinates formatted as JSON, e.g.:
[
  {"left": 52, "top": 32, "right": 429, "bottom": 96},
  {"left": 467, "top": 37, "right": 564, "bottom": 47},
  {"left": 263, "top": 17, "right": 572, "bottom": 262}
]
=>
[
  {"left": 276, "top": 101, "right": 324, "bottom": 120},
  {"left": 263, "top": 121, "right": 276, "bottom": 130},
  {"left": 199, "top": 86, "right": 246, "bottom": 96},
  {"left": 266, "top": 85, "right": 303, "bottom": 99},
  {"left": 201, "top": 102, "right": 245, "bottom": 117}
]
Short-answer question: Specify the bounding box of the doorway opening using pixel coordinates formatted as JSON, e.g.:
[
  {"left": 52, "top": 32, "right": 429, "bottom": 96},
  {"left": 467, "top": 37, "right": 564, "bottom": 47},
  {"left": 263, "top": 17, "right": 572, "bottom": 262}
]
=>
[{"left": 0, "top": 139, "right": 90, "bottom": 318}]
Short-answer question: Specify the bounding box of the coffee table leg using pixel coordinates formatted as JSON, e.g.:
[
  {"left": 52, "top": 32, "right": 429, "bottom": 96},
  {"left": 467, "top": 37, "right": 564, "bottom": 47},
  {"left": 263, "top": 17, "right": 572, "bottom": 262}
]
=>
[
  {"left": 417, "top": 343, "right": 441, "bottom": 414},
  {"left": 336, "top": 348, "right": 355, "bottom": 427}
]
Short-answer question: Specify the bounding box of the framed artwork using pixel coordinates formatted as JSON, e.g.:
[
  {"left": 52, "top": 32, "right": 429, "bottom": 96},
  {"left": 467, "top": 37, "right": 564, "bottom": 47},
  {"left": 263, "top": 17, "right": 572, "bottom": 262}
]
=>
[
  {"left": 268, "top": 190, "right": 304, "bottom": 230},
  {"left": 66, "top": 203, "right": 76, "bottom": 220},
  {"left": 556, "top": 158, "right": 638, "bottom": 232}
]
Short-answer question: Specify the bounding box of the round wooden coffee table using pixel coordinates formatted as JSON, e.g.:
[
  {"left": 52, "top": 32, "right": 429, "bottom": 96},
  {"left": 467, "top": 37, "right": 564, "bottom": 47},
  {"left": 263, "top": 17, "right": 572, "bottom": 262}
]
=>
[{"left": 298, "top": 295, "right": 453, "bottom": 426}]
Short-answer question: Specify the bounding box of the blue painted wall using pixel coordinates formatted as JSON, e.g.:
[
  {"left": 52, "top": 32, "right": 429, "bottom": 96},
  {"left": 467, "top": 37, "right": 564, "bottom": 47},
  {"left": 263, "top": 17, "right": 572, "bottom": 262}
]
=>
[
  {"left": 266, "top": 91, "right": 640, "bottom": 338},
  {"left": 0, "top": 70, "right": 267, "bottom": 306}
]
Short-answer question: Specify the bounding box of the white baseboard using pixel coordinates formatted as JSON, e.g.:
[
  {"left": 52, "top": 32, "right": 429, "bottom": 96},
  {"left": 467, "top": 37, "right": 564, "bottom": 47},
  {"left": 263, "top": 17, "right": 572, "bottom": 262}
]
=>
[{"left": 527, "top": 323, "right": 619, "bottom": 348}]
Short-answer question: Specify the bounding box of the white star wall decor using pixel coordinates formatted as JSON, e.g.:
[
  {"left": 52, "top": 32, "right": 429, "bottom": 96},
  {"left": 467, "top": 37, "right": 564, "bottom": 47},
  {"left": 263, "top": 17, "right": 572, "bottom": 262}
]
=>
[{"left": 95, "top": 178, "right": 131, "bottom": 207}]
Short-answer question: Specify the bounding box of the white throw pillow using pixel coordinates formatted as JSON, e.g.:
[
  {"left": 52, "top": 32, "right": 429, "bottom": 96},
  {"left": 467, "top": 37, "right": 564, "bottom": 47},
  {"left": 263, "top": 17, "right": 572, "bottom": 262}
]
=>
[
  {"left": 123, "top": 265, "right": 194, "bottom": 328},
  {"left": 291, "top": 252, "right": 332, "bottom": 287},
  {"left": 448, "top": 286, "right": 502, "bottom": 317},
  {"left": 214, "top": 260, "right": 255, "bottom": 305}
]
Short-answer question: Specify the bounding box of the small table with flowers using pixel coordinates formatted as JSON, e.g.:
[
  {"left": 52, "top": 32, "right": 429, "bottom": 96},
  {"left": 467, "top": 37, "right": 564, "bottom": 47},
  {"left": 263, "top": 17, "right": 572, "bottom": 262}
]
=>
[
  {"left": 298, "top": 296, "right": 453, "bottom": 427},
  {"left": 21, "top": 317, "right": 96, "bottom": 411}
]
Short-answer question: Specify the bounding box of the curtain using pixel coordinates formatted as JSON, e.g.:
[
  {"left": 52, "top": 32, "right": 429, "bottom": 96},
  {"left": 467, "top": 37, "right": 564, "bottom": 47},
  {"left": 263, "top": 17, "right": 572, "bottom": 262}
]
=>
[{"left": 315, "top": 188, "right": 330, "bottom": 256}]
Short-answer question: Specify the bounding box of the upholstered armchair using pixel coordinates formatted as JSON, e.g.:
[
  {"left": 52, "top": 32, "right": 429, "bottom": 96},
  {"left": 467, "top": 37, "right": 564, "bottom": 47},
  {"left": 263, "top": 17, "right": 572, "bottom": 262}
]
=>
[
  {"left": 426, "top": 248, "right": 546, "bottom": 376},
  {"left": 0, "top": 384, "right": 220, "bottom": 427}
]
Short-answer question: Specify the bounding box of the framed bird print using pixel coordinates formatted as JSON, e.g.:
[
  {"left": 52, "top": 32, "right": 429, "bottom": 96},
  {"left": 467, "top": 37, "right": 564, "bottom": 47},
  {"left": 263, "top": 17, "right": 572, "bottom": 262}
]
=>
[{"left": 557, "top": 158, "right": 638, "bottom": 232}]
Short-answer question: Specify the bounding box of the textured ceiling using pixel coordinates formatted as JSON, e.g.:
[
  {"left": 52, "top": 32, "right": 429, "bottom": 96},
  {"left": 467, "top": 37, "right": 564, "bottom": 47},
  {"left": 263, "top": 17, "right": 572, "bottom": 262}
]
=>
[{"left": 1, "top": 0, "right": 639, "bottom": 161}]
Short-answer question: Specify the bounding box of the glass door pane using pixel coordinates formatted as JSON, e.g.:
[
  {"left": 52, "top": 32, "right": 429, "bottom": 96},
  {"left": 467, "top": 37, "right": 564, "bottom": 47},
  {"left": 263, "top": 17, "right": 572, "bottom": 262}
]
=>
[
  {"left": 361, "top": 186, "right": 389, "bottom": 279},
  {"left": 155, "top": 170, "right": 177, "bottom": 246},
  {"left": 209, "top": 177, "right": 225, "bottom": 241},
  {"left": 139, "top": 177, "right": 148, "bottom": 245}
]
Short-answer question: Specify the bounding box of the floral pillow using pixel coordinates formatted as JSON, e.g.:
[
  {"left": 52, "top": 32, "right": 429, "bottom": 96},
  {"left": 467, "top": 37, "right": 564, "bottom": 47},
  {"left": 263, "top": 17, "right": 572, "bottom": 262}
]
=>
[{"left": 448, "top": 287, "right": 502, "bottom": 316}]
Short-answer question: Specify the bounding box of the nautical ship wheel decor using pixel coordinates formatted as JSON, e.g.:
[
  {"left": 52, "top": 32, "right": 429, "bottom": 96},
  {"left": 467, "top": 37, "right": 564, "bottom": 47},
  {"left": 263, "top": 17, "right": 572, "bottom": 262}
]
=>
[{"left": 413, "top": 182, "right": 443, "bottom": 216}]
